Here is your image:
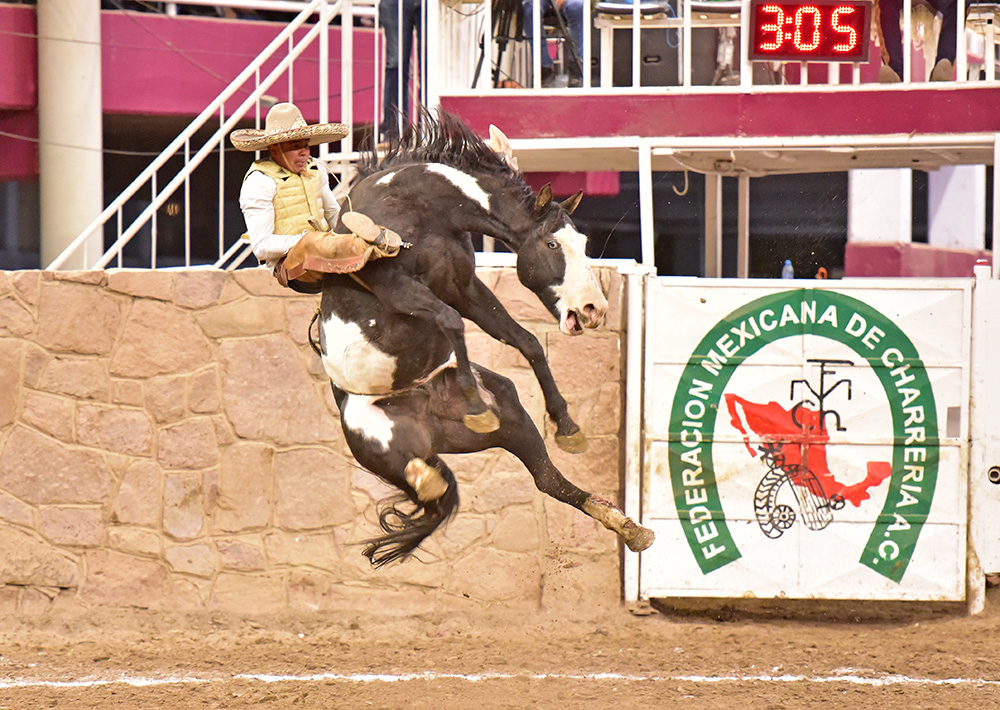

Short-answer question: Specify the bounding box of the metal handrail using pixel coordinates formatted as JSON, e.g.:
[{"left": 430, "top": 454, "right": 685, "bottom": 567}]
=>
[{"left": 47, "top": 0, "right": 339, "bottom": 271}]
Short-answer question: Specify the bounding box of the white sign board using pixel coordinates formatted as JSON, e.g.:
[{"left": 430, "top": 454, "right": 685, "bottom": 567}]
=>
[{"left": 640, "top": 280, "right": 970, "bottom": 601}]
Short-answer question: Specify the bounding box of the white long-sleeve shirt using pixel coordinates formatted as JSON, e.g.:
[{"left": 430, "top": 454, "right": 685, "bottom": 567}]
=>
[{"left": 238, "top": 160, "right": 341, "bottom": 268}]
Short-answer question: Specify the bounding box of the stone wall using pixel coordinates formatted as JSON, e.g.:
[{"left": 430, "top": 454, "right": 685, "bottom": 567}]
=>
[{"left": 0, "top": 266, "right": 628, "bottom": 616}]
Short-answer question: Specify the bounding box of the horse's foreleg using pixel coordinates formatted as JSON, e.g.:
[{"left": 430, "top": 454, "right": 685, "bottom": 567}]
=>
[
  {"left": 368, "top": 276, "right": 499, "bottom": 434},
  {"left": 434, "top": 306, "right": 499, "bottom": 434},
  {"left": 457, "top": 279, "right": 584, "bottom": 452},
  {"left": 472, "top": 368, "right": 653, "bottom": 552}
]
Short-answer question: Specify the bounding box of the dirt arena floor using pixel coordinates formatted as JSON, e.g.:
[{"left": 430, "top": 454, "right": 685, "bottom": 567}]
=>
[{"left": 1, "top": 587, "right": 998, "bottom": 709}]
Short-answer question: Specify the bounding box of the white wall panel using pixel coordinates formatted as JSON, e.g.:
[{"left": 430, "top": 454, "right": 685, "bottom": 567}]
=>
[{"left": 639, "top": 279, "right": 971, "bottom": 601}]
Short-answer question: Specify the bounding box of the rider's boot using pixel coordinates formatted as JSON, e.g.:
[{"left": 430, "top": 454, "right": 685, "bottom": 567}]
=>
[{"left": 279, "top": 212, "right": 404, "bottom": 284}]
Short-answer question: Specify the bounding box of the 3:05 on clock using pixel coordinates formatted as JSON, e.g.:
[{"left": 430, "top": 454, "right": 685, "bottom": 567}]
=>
[{"left": 748, "top": 0, "right": 872, "bottom": 63}]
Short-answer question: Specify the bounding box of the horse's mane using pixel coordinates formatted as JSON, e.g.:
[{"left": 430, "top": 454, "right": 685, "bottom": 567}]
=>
[{"left": 357, "top": 107, "right": 522, "bottom": 189}]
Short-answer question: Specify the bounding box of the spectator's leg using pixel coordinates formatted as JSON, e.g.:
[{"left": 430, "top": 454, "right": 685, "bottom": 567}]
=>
[
  {"left": 561, "top": 0, "right": 587, "bottom": 81},
  {"left": 400, "top": 0, "right": 420, "bottom": 113},
  {"left": 930, "top": 0, "right": 958, "bottom": 80},
  {"left": 522, "top": 0, "right": 556, "bottom": 70},
  {"left": 934, "top": 0, "right": 958, "bottom": 62},
  {"left": 878, "top": 0, "right": 905, "bottom": 80},
  {"left": 379, "top": 0, "right": 402, "bottom": 139}
]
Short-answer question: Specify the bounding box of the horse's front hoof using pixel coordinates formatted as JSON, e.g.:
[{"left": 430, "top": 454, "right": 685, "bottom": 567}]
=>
[
  {"left": 622, "top": 519, "right": 655, "bottom": 552},
  {"left": 463, "top": 409, "right": 500, "bottom": 434},
  {"left": 555, "top": 429, "right": 588, "bottom": 454}
]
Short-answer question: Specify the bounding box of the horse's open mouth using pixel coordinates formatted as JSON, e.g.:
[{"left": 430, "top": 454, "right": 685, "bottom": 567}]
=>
[{"left": 563, "top": 310, "right": 585, "bottom": 335}]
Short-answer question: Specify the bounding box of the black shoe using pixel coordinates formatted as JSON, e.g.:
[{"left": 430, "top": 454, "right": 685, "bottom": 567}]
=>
[
  {"left": 541, "top": 66, "right": 558, "bottom": 88},
  {"left": 929, "top": 59, "right": 953, "bottom": 82}
]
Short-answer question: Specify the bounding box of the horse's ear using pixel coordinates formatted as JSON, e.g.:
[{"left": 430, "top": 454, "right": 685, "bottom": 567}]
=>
[
  {"left": 535, "top": 183, "right": 553, "bottom": 212},
  {"left": 488, "top": 124, "right": 508, "bottom": 153},
  {"left": 489, "top": 124, "right": 519, "bottom": 172},
  {"left": 561, "top": 190, "right": 583, "bottom": 214}
]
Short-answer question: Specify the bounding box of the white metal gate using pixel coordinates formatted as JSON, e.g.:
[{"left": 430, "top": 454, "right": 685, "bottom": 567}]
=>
[{"left": 632, "top": 278, "right": 975, "bottom": 602}]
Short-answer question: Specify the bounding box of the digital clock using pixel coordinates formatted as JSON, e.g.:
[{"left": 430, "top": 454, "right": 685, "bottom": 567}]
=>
[{"left": 748, "top": 0, "right": 872, "bottom": 63}]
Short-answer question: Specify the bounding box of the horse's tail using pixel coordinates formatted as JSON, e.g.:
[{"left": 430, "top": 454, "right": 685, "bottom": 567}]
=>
[{"left": 363, "top": 456, "right": 459, "bottom": 567}]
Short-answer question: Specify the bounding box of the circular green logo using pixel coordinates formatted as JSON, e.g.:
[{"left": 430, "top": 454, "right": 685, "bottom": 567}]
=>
[{"left": 668, "top": 289, "right": 938, "bottom": 583}]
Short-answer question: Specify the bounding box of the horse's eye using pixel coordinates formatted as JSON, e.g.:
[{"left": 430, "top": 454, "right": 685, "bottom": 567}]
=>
[{"left": 547, "top": 239, "right": 559, "bottom": 250}]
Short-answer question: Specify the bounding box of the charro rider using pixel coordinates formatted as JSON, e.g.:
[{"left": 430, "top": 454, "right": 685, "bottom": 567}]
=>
[{"left": 230, "top": 102, "right": 402, "bottom": 287}]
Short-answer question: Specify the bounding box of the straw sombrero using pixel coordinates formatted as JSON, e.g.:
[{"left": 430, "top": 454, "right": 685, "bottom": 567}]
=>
[{"left": 230, "top": 103, "right": 348, "bottom": 152}]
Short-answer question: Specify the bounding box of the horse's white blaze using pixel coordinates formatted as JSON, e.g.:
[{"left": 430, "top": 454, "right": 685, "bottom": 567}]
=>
[
  {"left": 551, "top": 224, "right": 608, "bottom": 333},
  {"left": 425, "top": 163, "right": 490, "bottom": 212},
  {"left": 341, "top": 394, "right": 394, "bottom": 451},
  {"left": 320, "top": 314, "right": 397, "bottom": 394}
]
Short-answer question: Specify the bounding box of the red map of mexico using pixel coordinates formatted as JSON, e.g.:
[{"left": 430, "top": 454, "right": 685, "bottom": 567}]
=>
[{"left": 724, "top": 394, "right": 893, "bottom": 507}]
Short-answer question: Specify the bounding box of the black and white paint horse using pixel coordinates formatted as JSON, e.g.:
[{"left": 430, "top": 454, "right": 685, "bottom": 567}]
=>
[
  {"left": 324, "top": 108, "right": 604, "bottom": 453},
  {"left": 313, "top": 109, "right": 654, "bottom": 565}
]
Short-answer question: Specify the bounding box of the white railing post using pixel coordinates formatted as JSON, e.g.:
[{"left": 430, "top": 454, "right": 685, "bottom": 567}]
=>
[
  {"left": 740, "top": 0, "right": 751, "bottom": 89},
  {"left": 184, "top": 139, "right": 192, "bottom": 267},
  {"left": 994, "top": 133, "right": 1000, "bottom": 280},
  {"left": 682, "top": 0, "right": 692, "bottom": 87},
  {"left": 903, "top": 0, "right": 911, "bottom": 82},
  {"left": 638, "top": 139, "right": 655, "bottom": 268},
  {"left": 218, "top": 109, "right": 226, "bottom": 261},
  {"left": 320, "top": 0, "right": 331, "bottom": 162},
  {"left": 632, "top": 1, "right": 641, "bottom": 87},
  {"left": 426, "top": 0, "right": 442, "bottom": 106},
  {"left": 150, "top": 172, "right": 158, "bottom": 270},
  {"left": 958, "top": 0, "right": 968, "bottom": 82}
]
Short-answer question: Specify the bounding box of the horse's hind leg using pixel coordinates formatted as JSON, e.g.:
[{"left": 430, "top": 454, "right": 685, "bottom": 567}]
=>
[
  {"left": 467, "top": 367, "right": 653, "bottom": 552},
  {"left": 335, "top": 388, "right": 459, "bottom": 565},
  {"left": 405, "top": 457, "right": 449, "bottom": 502}
]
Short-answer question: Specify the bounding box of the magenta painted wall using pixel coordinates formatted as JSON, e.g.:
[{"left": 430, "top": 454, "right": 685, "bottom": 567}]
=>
[
  {"left": 845, "top": 243, "right": 992, "bottom": 277},
  {"left": 0, "top": 5, "right": 37, "bottom": 110},
  {"left": 0, "top": 6, "right": 39, "bottom": 180},
  {"left": 98, "top": 12, "right": 380, "bottom": 122},
  {"left": 441, "top": 87, "right": 1000, "bottom": 141},
  {"left": 0, "top": 111, "right": 38, "bottom": 181}
]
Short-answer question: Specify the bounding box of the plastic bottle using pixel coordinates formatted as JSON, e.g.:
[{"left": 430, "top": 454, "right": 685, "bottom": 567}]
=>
[{"left": 781, "top": 259, "right": 794, "bottom": 279}]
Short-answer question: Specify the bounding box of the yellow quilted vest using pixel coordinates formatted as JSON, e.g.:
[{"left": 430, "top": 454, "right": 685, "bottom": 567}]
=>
[{"left": 246, "top": 158, "right": 329, "bottom": 234}]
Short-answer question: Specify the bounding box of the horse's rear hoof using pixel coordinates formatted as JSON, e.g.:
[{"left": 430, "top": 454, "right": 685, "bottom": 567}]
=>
[
  {"left": 623, "top": 520, "right": 655, "bottom": 552},
  {"left": 405, "top": 458, "right": 449, "bottom": 501},
  {"left": 555, "top": 430, "right": 588, "bottom": 454},
  {"left": 463, "top": 409, "right": 500, "bottom": 434}
]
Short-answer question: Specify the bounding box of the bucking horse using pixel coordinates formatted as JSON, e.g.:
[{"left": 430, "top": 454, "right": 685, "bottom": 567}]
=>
[{"left": 307, "top": 108, "right": 654, "bottom": 565}]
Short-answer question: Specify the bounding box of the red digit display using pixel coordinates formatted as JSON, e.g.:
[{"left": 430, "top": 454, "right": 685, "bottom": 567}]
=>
[{"left": 749, "top": 0, "right": 871, "bottom": 62}]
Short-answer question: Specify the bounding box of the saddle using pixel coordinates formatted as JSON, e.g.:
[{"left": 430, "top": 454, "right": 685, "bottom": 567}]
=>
[{"left": 276, "top": 212, "right": 407, "bottom": 287}]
